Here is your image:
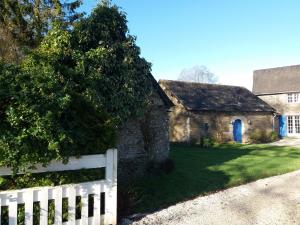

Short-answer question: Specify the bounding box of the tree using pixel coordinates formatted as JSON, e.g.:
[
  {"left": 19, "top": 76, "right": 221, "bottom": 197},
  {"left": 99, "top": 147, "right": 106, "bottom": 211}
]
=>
[
  {"left": 0, "top": 27, "right": 23, "bottom": 64},
  {"left": 0, "top": 0, "right": 82, "bottom": 63},
  {"left": 0, "top": 3, "right": 152, "bottom": 173},
  {"left": 178, "top": 65, "right": 218, "bottom": 84}
]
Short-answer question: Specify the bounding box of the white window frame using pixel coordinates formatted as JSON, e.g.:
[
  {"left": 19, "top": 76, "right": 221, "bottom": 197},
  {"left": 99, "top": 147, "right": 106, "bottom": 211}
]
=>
[
  {"left": 288, "top": 94, "right": 293, "bottom": 103},
  {"left": 287, "top": 93, "right": 300, "bottom": 103},
  {"left": 287, "top": 115, "right": 300, "bottom": 136}
]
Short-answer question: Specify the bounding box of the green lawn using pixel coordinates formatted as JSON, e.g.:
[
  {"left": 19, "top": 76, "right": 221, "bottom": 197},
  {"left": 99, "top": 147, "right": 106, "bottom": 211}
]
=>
[{"left": 131, "top": 144, "right": 300, "bottom": 213}]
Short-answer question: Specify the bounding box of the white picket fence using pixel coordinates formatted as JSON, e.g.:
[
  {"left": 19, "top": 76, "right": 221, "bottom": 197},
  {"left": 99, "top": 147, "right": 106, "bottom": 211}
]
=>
[{"left": 0, "top": 149, "right": 117, "bottom": 225}]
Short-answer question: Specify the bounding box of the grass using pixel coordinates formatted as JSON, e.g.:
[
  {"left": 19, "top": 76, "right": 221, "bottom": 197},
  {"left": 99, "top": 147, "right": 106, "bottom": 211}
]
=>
[{"left": 130, "top": 143, "right": 300, "bottom": 214}]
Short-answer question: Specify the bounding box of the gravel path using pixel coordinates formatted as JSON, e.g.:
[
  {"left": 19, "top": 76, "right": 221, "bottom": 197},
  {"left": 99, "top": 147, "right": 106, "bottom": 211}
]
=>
[
  {"left": 270, "top": 137, "right": 300, "bottom": 147},
  {"left": 132, "top": 170, "right": 300, "bottom": 225}
]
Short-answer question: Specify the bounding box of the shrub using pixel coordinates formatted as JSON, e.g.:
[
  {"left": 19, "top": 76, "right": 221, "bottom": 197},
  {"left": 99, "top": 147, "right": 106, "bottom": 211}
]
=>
[
  {"left": 200, "top": 137, "right": 218, "bottom": 148},
  {"left": 269, "top": 131, "right": 278, "bottom": 142},
  {"left": 249, "top": 130, "right": 278, "bottom": 143}
]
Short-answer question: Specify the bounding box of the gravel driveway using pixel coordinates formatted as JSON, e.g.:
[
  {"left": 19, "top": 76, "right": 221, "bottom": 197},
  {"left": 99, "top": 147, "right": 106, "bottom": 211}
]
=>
[{"left": 132, "top": 170, "right": 300, "bottom": 225}]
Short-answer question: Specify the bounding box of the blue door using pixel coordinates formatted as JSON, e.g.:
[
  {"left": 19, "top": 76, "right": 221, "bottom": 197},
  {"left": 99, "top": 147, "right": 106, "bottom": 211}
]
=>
[
  {"left": 233, "top": 119, "right": 242, "bottom": 143},
  {"left": 279, "top": 115, "right": 287, "bottom": 137}
]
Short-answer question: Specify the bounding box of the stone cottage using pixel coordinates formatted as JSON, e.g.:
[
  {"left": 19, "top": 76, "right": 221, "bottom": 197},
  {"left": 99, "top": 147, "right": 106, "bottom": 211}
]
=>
[
  {"left": 159, "top": 80, "right": 275, "bottom": 143},
  {"left": 117, "top": 75, "right": 173, "bottom": 179},
  {"left": 253, "top": 65, "right": 300, "bottom": 137}
]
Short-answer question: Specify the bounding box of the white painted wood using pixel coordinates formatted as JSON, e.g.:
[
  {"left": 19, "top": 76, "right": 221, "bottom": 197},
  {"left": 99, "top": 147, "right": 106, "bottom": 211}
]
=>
[
  {"left": 92, "top": 183, "right": 101, "bottom": 225},
  {"left": 8, "top": 192, "right": 18, "bottom": 225},
  {"left": 105, "top": 150, "right": 113, "bottom": 183},
  {"left": 0, "top": 149, "right": 118, "bottom": 225},
  {"left": 39, "top": 189, "right": 49, "bottom": 225},
  {"left": 24, "top": 190, "right": 33, "bottom": 225},
  {"left": 54, "top": 187, "right": 63, "bottom": 225},
  {"left": 0, "top": 154, "right": 106, "bottom": 176},
  {"left": 79, "top": 188, "right": 88, "bottom": 225},
  {"left": 104, "top": 149, "right": 117, "bottom": 225},
  {"left": 68, "top": 186, "right": 76, "bottom": 225}
]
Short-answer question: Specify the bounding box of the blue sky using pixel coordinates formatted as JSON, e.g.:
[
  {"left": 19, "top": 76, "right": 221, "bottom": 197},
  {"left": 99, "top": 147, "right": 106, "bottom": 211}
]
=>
[{"left": 80, "top": 0, "right": 300, "bottom": 89}]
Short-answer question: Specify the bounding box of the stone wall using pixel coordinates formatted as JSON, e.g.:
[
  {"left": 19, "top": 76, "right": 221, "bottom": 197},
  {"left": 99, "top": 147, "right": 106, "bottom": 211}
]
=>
[
  {"left": 169, "top": 108, "right": 274, "bottom": 143},
  {"left": 117, "top": 92, "right": 170, "bottom": 180},
  {"left": 258, "top": 94, "right": 300, "bottom": 115}
]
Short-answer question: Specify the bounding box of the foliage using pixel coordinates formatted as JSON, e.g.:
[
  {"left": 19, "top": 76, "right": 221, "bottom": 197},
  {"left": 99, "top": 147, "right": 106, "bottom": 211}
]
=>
[
  {"left": 0, "top": 0, "right": 83, "bottom": 63},
  {"left": 0, "top": 169, "right": 104, "bottom": 191},
  {"left": 202, "top": 137, "right": 214, "bottom": 147},
  {"left": 0, "top": 3, "right": 152, "bottom": 174},
  {"left": 129, "top": 144, "right": 300, "bottom": 214},
  {"left": 249, "top": 130, "right": 278, "bottom": 143},
  {"left": 72, "top": 3, "right": 152, "bottom": 122},
  {"left": 178, "top": 65, "right": 218, "bottom": 84}
]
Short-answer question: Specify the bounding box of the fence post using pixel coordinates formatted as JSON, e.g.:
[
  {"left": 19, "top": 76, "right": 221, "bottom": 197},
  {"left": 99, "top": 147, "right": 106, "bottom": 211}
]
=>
[{"left": 105, "top": 149, "right": 118, "bottom": 225}]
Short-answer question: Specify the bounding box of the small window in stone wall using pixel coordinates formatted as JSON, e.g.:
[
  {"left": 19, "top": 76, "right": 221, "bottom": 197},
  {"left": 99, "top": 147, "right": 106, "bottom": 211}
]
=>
[
  {"left": 288, "top": 94, "right": 293, "bottom": 103},
  {"left": 204, "top": 123, "right": 209, "bottom": 131},
  {"left": 288, "top": 93, "right": 300, "bottom": 103}
]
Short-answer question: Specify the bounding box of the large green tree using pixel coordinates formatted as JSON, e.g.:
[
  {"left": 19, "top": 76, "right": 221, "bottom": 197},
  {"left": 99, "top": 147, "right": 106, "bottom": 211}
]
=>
[
  {"left": 0, "top": 2, "right": 152, "bottom": 173},
  {"left": 0, "top": 0, "right": 82, "bottom": 63}
]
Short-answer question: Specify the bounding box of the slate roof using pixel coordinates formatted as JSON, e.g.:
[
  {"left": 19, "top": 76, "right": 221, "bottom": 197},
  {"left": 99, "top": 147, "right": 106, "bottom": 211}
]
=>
[
  {"left": 149, "top": 74, "right": 174, "bottom": 108},
  {"left": 159, "top": 80, "right": 274, "bottom": 112},
  {"left": 253, "top": 65, "right": 300, "bottom": 95}
]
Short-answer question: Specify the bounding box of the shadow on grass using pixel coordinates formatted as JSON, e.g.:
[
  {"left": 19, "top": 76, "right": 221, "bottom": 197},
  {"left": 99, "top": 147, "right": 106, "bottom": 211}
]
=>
[{"left": 128, "top": 143, "right": 300, "bottom": 214}]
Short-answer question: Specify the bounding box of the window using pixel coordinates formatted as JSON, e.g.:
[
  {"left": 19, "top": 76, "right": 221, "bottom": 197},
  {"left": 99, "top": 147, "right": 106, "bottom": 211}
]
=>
[
  {"left": 288, "top": 93, "right": 300, "bottom": 103},
  {"left": 204, "top": 123, "right": 209, "bottom": 131},
  {"left": 287, "top": 115, "right": 300, "bottom": 135},
  {"left": 288, "top": 94, "right": 293, "bottom": 103},
  {"left": 288, "top": 116, "right": 293, "bottom": 134},
  {"left": 295, "top": 116, "right": 300, "bottom": 134},
  {"left": 295, "top": 93, "right": 299, "bottom": 102}
]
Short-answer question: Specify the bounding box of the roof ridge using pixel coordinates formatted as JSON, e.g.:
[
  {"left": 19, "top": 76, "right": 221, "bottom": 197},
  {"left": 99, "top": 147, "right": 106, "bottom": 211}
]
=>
[
  {"left": 159, "top": 79, "right": 248, "bottom": 90},
  {"left": 254, "top": 64, "right": 300, "bottom": 73}
]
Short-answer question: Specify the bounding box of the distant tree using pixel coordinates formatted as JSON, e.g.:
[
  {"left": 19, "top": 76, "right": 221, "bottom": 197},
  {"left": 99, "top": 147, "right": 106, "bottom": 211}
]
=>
[
  {"left": 178, "top": 65, "right": 218, "bottom": 84},
  {"left": 0, "top": 0, "right": 82, "bottom": 63}
]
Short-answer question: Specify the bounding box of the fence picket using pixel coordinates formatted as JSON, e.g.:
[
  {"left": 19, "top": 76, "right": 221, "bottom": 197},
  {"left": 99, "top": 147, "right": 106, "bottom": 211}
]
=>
[
  {"left": 8, "top": 192, "right": 18, "bottom": 225},
  {"left": 92, "top": 183, "right": 101, "bottom": 225},
  {"left": 54, "top": 187, "right": 63, "bottom": 225},
  {"left": 105, "top": 149, "right": 117, "bottom": 225},
  {"left": 67, "top": 186, "right": 76, "bottom": 225},
  {"left": 39, "top": 189, "right": 49, "bottom": 225},
  {"left": 79, "top": 186, "right": 89, "bottom": 225},
  {"left": 24, "top": 190, "right": 33, "bottom": 225}
]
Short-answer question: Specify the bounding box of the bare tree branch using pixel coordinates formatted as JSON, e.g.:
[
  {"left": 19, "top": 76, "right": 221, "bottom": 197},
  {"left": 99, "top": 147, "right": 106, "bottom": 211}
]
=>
[{"left": 178, "top": 65, "right": 218, "bottom": 84}]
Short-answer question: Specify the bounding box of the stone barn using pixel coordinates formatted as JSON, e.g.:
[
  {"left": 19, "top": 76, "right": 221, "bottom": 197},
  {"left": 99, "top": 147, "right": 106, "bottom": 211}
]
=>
[
  {"left": 117, "top": 75, "right": 173, "bottom": 179},
  {"left": 159, "top": 80, "right": 275, "bottom": 144}
]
